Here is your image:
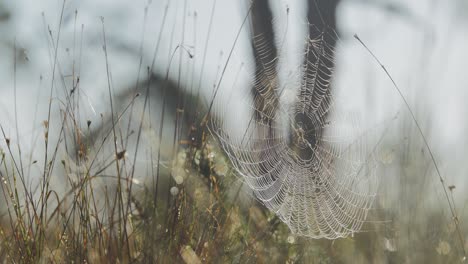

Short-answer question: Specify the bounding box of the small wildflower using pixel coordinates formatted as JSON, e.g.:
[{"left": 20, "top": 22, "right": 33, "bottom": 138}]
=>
[
  {"left": 170, "top": 186, "right": 179, "bottom": 196},
  {"left": 436, "top": 240, "right": 451, "bottom": 255}
]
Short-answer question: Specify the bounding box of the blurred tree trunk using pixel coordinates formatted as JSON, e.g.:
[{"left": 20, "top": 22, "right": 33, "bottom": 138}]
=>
[
  {"left": 293, "top": 0, "right": 340, "bottom": 158},
  {"left": 307, "top": 0, "right": 340, "bottom": 41},
  {"left": 250, "top": 0, "right": 279, "bottom": 125},
  {"left": 248, "top": 0, "right": 341, "bottom": 123}
]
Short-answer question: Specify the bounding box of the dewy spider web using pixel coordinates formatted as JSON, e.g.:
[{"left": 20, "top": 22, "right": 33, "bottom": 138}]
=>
[{"left": 209, "top": 25, "right": 379, "bottom": 239}]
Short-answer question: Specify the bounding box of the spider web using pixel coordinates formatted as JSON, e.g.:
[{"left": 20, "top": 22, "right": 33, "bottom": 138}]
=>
[{"left": 209, "top": 26, "right": 379, "bottom": 239}]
